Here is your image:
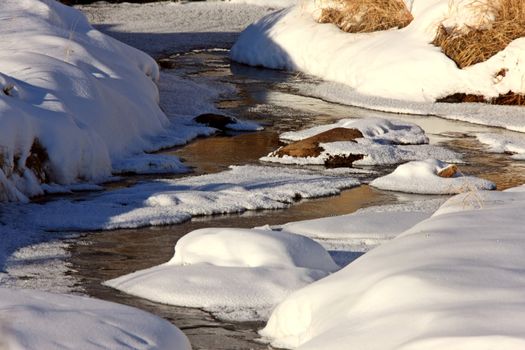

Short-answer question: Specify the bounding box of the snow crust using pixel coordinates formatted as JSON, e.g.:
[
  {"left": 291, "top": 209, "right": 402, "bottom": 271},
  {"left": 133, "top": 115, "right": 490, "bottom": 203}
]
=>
[
  {"left": 261, "top": 186, "right": 525, "bottom": 350},
  {"left": 231, "top": 0, "right": 525, "bottom": 130},
  {"left": 20, "top": 165, "right": 359, "bottom": 231},
  {"left": 262, "top": 118, "right": 461, "bottom": 166},
  {"left": 0, "top": 288, "right": 190, "bottom": 350},
  {"left": 279, "top": 118, "right": 428, "bottom": 144},
  {"left": 281, "top": 199, "right": 442, "bottom": 250},
  {"left": 370, "top": 159, "right": 496, "bottom": 194},
  {"left": 77, "top": 1, "right": 279, "bottom": 55},
  {"left": 476, "top": 132, "right": 525, "bottom": 160},
  {"left": 106, "top": 228, "right": 338, "bottom": 321}
]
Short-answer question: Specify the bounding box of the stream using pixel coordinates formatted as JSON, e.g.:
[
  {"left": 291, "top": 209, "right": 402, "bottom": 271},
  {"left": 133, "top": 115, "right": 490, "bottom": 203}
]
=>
[{"left": 20, "top": 49, "right": 525, "bottom": 349}]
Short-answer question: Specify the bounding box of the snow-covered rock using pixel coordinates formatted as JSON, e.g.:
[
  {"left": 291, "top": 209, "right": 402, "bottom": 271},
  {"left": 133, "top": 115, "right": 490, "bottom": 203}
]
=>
[
  {"left": 106, "top": 228, "right": 338, "bottom": 321},
  {"left": 0, "top": 288, "right": 190, "bottom": 350},
  {"left": 261, "top": 185, "right": 525, "bottom": 350},
  {"left": 262, "top": 118, "right": 460, "bottom": 166},
  {"left": 370, "top": 159, "right": 495, "bottom": 194}
]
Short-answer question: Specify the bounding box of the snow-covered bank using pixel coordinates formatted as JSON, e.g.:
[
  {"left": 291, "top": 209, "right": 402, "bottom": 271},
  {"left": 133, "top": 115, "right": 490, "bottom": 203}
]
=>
[
  {"left": 0, "top": 0, "right": 264, "bottom": 201},
  {"left": 261, "top": 186, "right": 525, "bottom": 350},
  {"left": 77, "top": 1, "right": 281, "bottom": 55},
  {"left": 9, "top": 165, "right": 359, "bottom": 231},
  {"left": 0, "top": 0, "right": 168, "bottom": 201},
  {"left": 231, "top": 0, "right": 525, "bottom": 131},
  {"left": 0, "top": 288, "right": 190, "bottom": 350},
  {"left": 106, "top": 228, "right": 338, "bottom": 321}
]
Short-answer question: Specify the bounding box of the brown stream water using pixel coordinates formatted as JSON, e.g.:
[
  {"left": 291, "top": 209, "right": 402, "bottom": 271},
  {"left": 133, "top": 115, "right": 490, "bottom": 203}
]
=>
[{"left": 57, "top": 50, "right": 525, "bottom": 349}]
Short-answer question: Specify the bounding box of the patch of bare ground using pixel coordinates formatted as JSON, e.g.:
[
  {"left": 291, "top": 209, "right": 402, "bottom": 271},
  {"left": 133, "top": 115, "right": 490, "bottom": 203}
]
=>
[{"left": 317, "top": 0, "right": 413, "bottom": 33}]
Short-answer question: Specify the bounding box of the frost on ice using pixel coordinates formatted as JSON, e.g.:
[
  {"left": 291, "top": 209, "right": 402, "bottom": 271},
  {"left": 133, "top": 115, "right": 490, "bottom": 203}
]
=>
[{"left": 18, "top": 165, "right": 360, "bottom": 231}]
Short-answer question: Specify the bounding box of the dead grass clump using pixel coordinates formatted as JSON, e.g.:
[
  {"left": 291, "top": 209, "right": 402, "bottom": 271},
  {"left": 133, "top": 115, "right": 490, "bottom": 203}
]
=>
[
  {"left": 25, "top": 139, "right": 49, "bottom": 183},
  {"left": 437, "top": 91, "right": 525, "bottom": 105},
  {"left": 317, "top": 0, "right": 413, "bottom": 33},
  {"left": 433, "top": 0, "right": 525, "bottom": 68}
]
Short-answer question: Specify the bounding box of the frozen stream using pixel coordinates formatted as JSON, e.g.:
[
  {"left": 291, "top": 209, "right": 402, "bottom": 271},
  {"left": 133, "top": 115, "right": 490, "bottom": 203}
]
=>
[{"left": 11, "top": 50, "right": 525, "bottom": 350}]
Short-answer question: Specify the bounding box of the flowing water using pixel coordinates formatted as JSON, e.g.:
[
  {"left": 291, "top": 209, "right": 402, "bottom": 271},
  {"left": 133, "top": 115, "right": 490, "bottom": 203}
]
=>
[{"left": 27, "top": 50, "right": 525, "bottom": 349}]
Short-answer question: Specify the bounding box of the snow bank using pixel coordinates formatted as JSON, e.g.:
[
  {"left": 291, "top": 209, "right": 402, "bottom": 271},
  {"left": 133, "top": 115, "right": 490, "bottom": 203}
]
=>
[
  {"left": 20, "top": 165, "right": 359, "bottom": 231},
  {"left": 231, "top": 0, "right": 525, "bottom": 128},
  {"left": 262, "top": 118, "right": 460, "bottom": 166},
  {"left": 261, "top": 185, "right": 525, "bottom": 350},
  {"left": 106, "top": 228, "right": 337, "bottom": 321},
  {"left": 0, "top": 288, "right": 190, "bottom": 350},
  {"left": 0, "top": 0, "right": 172, "bottom": 201},
  {"left": 370, "top": 159, "right": 496, "bottom": 194}
]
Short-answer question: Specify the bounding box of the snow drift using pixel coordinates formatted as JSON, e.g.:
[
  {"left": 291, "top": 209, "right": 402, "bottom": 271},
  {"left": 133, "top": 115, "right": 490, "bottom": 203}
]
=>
[{"left": 261, "top": 185, "right": 525, "bottom": 350}]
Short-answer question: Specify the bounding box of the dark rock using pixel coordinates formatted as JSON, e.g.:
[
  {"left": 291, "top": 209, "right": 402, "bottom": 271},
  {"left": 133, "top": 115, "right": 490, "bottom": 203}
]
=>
[
  {"left": 324, "top": 154, "right": 364, "bottom": 168},
  {"left": 194, "top": 114, "right": 237, "bottom": 131}
]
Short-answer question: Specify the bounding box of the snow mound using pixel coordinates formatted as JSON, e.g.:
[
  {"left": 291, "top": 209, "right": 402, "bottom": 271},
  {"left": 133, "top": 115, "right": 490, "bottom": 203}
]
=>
[
  {"left": 0, "top": 0, "right": 171, "bottom": 201},
  {"left": 370, "top": 159, "right": 496, "bottom": 194},
  {"left": 279, "top": 118, "right": 428, "bottom": 145},
  {"left": 261, "top": 186, "right": 525, "bottom": 350},
  {"left": 21, "top": 165, "right": 360, "bottom": 231},
  {"left": 0, "top": 288, "right": 190, "bottom": 350},
  {"left": 106, "top": 228, "right": 337, "bottom": 321},
  {"left": 171, "top": 228, "right": 339, "bottom": 271},
  {"left": 231, "top": 0, "right": 525, "bottom": 118}
]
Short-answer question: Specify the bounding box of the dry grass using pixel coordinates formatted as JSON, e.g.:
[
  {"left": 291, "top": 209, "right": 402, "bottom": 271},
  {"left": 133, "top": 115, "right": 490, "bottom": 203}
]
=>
[
  {"left": 317, "top": 0, "right": 413, "bottom": 33},
  {"left": 437, "top": 91, "right": 525, "bottom": 105},
  {"left": 25, "top": 139, "right": 49, "bottom": 183},
  {"left": 433, "top": 0, "right": 525, "bottom": 68}
]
